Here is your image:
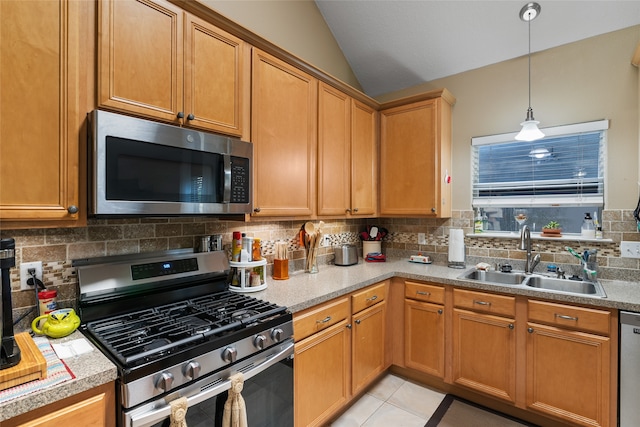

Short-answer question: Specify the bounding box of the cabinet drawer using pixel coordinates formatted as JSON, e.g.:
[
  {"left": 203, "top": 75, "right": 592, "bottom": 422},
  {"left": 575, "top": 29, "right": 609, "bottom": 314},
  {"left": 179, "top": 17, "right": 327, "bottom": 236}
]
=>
[
  {"left": 352, "top": 282, "right": 387, "bottom": 314},
  {"left": 294, "top": 297, "right": 350, "bottom": 342},
  {"left": 528, "top": 300, "right": 611, "bottom": 336},
  {"left": 453, "top": 289, "right": 515, "bottom": 318},
  {"left": 404, "top": 281, "right": 445, "bottom": 304}
]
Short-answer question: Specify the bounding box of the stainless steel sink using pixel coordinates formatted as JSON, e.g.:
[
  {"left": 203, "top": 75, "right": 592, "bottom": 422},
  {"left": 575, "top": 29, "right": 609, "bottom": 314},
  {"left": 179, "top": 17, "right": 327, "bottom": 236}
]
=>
[
  {"left": 459, "top": 269, "right": 527, "bottom": 285},
  {"left": 458, "top": 268, "right": 607, "bottom": 298},
  {"left": 524, "top": 275, "right": 607, "bottom": 297}
]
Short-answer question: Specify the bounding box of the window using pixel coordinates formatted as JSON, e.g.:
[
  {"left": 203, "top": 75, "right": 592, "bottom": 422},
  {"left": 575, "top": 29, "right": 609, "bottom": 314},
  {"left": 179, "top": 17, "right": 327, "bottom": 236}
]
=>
[{"left": 471, "top": 120, "right": 608, "bottom": 234}]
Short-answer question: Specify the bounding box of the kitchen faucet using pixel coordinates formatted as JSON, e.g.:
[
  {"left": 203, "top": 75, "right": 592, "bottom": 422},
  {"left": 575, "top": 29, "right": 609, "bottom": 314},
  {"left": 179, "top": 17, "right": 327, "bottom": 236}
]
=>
[{"left": 519, "top": 225, "right": 540, "bottom": 274}]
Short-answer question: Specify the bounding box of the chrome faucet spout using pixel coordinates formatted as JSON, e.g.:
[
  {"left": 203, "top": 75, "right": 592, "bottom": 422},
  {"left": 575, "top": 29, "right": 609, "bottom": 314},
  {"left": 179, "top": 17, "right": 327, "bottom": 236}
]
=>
[{"left": 519, "top": 225, "right": 534, "bottom": 273}]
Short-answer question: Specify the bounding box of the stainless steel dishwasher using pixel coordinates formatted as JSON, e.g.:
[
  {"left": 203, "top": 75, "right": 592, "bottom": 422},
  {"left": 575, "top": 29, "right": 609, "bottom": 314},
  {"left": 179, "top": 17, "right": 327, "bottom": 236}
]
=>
[{"left": 619, "top": 311, "right": 640, "bottom": 426}]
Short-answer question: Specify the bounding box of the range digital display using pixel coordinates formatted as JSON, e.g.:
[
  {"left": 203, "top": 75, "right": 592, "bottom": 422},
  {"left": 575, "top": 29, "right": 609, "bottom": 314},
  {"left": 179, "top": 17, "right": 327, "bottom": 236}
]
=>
[{"left": 131, "top": 258, "right": 199, "bottom": 280}]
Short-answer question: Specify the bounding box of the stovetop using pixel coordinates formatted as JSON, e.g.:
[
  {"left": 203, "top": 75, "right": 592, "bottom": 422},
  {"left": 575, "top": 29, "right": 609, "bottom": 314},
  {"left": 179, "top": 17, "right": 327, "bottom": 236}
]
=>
[{"left": 85, "top": 290, "right": 288, "bottom": 368}]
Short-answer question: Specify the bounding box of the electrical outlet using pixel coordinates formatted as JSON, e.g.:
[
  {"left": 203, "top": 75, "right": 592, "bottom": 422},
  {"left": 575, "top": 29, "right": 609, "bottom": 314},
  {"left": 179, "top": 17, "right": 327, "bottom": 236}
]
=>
[
  {"left": 20, "top": 261, "right": 42, "bottom": 290},
  {"left": 418, "top": 233, "right": 427, "bottom": 245},
  {"left": 322, "top": 234, "right": 331, "bottom": 247},
  {"left": 620, "top": 241, "right": 640, "bottom": 259}
]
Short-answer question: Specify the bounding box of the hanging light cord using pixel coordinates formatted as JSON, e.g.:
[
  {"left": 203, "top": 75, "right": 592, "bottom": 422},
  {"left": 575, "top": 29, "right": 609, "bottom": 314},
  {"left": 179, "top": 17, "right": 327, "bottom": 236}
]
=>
[{"left": 527, "top": 13, "right": 532, "bottom": 111}]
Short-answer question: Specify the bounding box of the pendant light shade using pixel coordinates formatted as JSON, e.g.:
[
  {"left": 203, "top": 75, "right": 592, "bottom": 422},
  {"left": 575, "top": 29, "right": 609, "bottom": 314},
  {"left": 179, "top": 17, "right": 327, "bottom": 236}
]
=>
[{"left": 515, "top": 2, "right": 544, "bottom": 142}]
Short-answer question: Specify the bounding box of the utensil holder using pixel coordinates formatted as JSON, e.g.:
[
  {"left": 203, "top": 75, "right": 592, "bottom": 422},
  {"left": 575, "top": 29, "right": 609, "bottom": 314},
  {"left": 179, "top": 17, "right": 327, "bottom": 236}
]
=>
[
  {"left": 363, "top": 241, "right": 382, "bottom": 256},
  {"left": 305, "top": 248, "right": 319, "bottom": 274}
]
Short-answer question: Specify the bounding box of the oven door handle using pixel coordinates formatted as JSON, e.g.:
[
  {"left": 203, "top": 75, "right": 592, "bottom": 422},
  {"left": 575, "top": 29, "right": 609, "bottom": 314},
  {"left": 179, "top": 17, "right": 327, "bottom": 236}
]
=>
[{"left": 128, "top": 341, "right": 294, "bottom": 427}]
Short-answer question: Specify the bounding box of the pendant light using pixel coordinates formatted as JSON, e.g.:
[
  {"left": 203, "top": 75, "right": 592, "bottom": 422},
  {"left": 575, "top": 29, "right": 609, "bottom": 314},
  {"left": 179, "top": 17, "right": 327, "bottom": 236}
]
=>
[{"left": 515, "top": 2, "right": 544, "bottom": 142}]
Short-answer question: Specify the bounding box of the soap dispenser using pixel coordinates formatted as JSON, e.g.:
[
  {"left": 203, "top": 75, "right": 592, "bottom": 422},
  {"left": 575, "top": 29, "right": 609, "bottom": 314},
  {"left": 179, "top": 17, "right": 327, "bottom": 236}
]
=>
[{"left": 581, "top": 213, "right": 595, "bottom": 239}]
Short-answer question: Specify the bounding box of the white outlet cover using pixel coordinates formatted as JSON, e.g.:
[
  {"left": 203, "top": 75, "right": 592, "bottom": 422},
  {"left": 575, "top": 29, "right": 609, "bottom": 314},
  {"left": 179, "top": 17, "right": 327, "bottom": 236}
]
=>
[
  {"left": 620, "top": 241, "right": 640, "bottom": 259},
  {"left": 418, "top": 233, "right": 427, "bottom": 245},
  {"left": 20, "top": 261, "right": 43, "bottom": 290}
]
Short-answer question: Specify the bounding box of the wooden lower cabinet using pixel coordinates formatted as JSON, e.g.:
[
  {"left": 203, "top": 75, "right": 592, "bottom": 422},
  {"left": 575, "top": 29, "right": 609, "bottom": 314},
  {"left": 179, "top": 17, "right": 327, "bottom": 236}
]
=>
[
  {"left": 525, "top": 300, "right": 614, "bottom": 427},
  {"left": 4, "top": 382, "right": 115, "bottom": 427},
  {"left": 294, "top": 319, "right": 351, "bottom": 427},
  {"left": 352, "top": 300, "right": 386, "bottom": 395},
  {"left": 452, "top": 308, "right": 517, "bottom": 403}
]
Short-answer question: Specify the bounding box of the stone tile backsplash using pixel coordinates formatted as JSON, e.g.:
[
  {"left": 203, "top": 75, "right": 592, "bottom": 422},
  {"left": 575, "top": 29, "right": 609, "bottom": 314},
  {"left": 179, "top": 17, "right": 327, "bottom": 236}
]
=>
[{"left": 2, "top": 209, "right": 638, "bottom": 331}]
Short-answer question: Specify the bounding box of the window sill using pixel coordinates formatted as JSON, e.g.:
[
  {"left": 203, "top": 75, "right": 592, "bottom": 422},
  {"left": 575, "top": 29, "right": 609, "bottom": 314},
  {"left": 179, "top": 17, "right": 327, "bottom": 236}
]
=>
[{"left": 466, "top": 231, "right": 613, "bottom": 244}]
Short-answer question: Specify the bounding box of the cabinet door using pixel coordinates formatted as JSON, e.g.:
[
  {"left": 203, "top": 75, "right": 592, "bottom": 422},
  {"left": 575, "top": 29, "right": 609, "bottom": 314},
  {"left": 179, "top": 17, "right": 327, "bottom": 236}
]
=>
[
  {"left": 404, "top": 299, "right": 445, "bottom": 378},
  {"left": 350, "top": 100, "right": 377, "bottom": 216},
  {"left": 98, "top": 0, "right": 183, "bottom": 122},
  {"left": 0, "top": 0, "right": 87, "bottom": 226},
  {"left": 452, "top": 308, "right": 516, "bottom": 403},
  {"left": 526, "top": 323, "right": 610, "bottom": 427},
  {"left": 352, "top": 300, "right": 386, "bottom": 395},
  {"left": 317, "top": 82, "right": 350, "bottom": 216},
  {"left": 380, "top": 97, "right": 452, "bottom": 217},
  {"left": 184, "top": 13, "right": 247, "bottom": 136},
  {"left": 251, "top": 49, "right": 317, "bottom": 217},
  {"left": 294, "top": 320, "right": 350, "bottom": 427}
]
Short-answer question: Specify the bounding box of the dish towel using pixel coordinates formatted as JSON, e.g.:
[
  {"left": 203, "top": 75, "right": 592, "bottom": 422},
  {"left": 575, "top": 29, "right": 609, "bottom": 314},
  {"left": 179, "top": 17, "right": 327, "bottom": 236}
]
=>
[
  {"left": 169, "top": 396, "right": 188, "bottom": 427},
  {"left": 222, "top": 373, "right": 248, "bottom": 427}
]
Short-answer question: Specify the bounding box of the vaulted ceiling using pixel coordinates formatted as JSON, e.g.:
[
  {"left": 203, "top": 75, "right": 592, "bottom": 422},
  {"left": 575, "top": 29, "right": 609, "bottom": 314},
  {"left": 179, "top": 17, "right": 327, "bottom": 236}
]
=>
[{"left": 315, "top": 1, "right": 640, "bottom": 97}]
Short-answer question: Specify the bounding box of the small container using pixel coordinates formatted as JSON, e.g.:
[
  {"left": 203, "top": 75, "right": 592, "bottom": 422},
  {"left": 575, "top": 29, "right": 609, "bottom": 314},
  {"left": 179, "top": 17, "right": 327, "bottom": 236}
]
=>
[
  {"left": 242, "top": 236, "right": 254, "bottom": 261},
  {"left": 596, "top": 227, "right": 603, "bottom": 239},
  {"left": 252, "top": 238, "right": 262, "bottom": 261},
  {"left": 273, "top": 259, "right": 289, "bottom": 280},
  {"left": 209, "top": 234, "right": 222, "bottom": 251},
  {"left": 231, "top": 231, "right": 242, "bottom": 261},
  {"left": 37, "top": 289, "right": 58, "bottom": 327},
  {"left": 581, "top": 213, "right": 596, "bottom": 239},
  {"left": 199, "top": 236, "right": 211, "bottom": 252}
]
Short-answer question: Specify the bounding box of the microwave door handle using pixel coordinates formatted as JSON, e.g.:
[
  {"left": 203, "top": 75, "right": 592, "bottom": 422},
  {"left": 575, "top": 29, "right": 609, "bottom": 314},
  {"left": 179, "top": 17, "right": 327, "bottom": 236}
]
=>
[
  {"left": 222, "top": 154, "right": 232, "bottom": 203},
  {"left": 128, "top": 341, "right": 294, "bottom": 427}
]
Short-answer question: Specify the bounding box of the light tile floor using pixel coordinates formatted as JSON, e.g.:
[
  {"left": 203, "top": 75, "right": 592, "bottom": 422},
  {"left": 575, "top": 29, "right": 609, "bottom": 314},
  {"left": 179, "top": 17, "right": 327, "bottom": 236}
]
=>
[{"left": 330, "top": 374, "right": 446, "bottom": 427}]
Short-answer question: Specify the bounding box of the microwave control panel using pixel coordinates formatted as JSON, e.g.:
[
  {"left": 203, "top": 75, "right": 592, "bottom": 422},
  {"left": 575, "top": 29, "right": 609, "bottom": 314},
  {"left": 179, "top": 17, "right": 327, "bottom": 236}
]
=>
[{"left": 230, "top": 157, "right": 250, "bottom": 204}]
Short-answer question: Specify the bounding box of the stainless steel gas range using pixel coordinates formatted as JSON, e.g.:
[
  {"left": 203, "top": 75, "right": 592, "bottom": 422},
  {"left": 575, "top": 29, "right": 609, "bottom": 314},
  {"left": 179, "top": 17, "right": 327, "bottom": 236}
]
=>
[{"left": 75, "top": 249, "right": 293, "bottom": 427}]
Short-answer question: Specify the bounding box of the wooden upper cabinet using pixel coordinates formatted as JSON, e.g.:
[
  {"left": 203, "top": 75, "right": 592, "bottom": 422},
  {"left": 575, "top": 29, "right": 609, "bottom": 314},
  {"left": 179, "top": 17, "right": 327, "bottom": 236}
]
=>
[
  {"left": 98, "top": 0, "right": 247, "bottom": 137},
  {"left": 0, "top": 0, "right": 92, "bottom": 228},
  {"left": 379, "top": 90, "right": 454, "bottom": 217},
  {"left": 251, "top": 49, "right": 317, "bottom": 217},
  {"left": 317, "top": 82, "right": 377, "bottom": 217}
]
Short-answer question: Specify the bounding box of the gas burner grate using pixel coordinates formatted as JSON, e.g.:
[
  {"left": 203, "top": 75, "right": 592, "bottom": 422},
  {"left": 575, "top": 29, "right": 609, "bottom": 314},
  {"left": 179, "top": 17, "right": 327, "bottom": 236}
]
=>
[{"left": 85, "top": 291, "right": 287, "bottom": 366}]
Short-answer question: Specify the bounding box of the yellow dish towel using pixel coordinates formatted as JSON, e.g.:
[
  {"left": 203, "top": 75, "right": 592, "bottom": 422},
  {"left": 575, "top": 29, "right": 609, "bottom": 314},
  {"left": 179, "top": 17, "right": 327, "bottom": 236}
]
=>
[
  {"left": 169, "top": 396, "right": 188, "bottom": 427},
  {"left": 222, "top": 373, "right": 248, "bottom": 427}
]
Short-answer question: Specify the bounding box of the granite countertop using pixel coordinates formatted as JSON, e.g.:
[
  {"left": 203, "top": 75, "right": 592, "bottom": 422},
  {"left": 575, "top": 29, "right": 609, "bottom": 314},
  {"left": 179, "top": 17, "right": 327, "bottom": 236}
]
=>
[
  {"left": 2, "top": 258, "right": 637, "bottom": 423},
  {"left": 253, "top": 258, "right": 640, "bottom": 313},
  {"left": 0, "top": 330, "right": 117, "bottom": 423}
]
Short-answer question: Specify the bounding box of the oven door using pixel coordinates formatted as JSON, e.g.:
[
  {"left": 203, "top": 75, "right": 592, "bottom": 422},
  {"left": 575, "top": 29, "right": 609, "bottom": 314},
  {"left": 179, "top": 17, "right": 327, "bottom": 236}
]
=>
[{"left": 125, "top": 341, "right": 293, "bottom": 427}]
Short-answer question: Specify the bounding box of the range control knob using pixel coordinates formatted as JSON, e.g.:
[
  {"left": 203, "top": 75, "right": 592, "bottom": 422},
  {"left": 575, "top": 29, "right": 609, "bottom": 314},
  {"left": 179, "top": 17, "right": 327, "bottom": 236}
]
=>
[
  {"left": 155, "top": 372, "right": 174, "bottom": 392},
  {"left": 221, "top": 347, "right": 238, "bottom": 363},
  {"left": 254, "top": 334, "right": 267, "bottom": 350},
  {"left": 182, "top": 361, "right": 201, "bottom": 380},
  {"left": 271, "top": 328, "right": 284, "bottom": 343}
]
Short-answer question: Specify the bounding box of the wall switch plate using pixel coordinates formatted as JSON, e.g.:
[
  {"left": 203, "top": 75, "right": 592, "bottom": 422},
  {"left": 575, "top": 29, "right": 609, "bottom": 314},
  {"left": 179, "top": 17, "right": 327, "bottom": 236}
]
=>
[
  {"left": 20, "top": 261, "right": 43, "bottom": 290},
  {"left": 620, "top": 241, "right": 640, "bottom": 259},
  {"left": 418, "top": 233, "right": 427, "bottom": 245}
]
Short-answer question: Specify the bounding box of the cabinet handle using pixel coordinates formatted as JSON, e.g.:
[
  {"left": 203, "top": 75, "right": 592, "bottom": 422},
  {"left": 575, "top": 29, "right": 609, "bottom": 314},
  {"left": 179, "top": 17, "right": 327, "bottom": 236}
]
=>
[
  {"left": 253, "top": 207, "right": 261, "bottom": 213},
  {"left": 177, "top": 111, "right": 184, "bottom": 119},
  {"left": 508, "top": 323, "right": 514, "bottom": 329},
  {"left": 416, "top": 291, "right": 431, "bottom": 296},
  {"left": 473, "top": 300, "right": 491, "bottom": 306},
  {"left": 431, "top": 207, "right": 437, "bottom": 213},
  {"left": 528, "top": 327, "right": 534, "bottom": 333},
  {"left": 555, "top": 313, "right": 579, "bottom": 321},
  {"left": 355, "top": 319, "right": 361, "bottom": 324},
  {"left": 353, "top": 208, "right": 359, "bottom": 213},
  {"left": 316, "top": 316, "right": 331, "bottom": 324},
  {"left": 67, "top": 205, "right": 78, "bottom": 214},
  {"left": 346, "top": 324, "right": 352, "bottom": 329},
  {"left": 345, "top": 208, "right": 351, "bottom": 213},
  {"left": 187, "top": 113, "right": 195, "bottom": 121},
  {"left": 437, "top": 309, "right": 443, "bottom": 315},
  {"left": 366, "top": 295, "right": 378, "bottom": 302}
]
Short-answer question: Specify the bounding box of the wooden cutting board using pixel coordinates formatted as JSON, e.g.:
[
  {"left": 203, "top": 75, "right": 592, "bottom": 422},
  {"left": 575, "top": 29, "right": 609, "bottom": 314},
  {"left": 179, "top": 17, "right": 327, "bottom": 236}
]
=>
[{"left": 0, "top": 332, "right": 47, "bottom": 391}]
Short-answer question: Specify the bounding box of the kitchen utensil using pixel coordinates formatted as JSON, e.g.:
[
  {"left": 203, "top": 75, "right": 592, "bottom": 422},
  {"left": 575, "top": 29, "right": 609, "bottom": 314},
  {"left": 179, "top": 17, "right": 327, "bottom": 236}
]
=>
[
  {"left": 334, "top": 244, "right": 358, "bottom": 266},
  {"left": 360, "top": 231, "right": 369, "bottom": 240},
  {"left": 369, "top": 226, "right": 379, "bottom": 240},
  {"left": 31, "top": 308, "right": 80, "bottom": 339}
]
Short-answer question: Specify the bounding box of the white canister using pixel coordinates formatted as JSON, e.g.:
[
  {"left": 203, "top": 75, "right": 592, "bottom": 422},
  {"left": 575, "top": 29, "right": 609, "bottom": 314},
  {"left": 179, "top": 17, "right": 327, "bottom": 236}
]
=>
[{"left": 363, "top": 241, "right": 382, "bottom": 255}]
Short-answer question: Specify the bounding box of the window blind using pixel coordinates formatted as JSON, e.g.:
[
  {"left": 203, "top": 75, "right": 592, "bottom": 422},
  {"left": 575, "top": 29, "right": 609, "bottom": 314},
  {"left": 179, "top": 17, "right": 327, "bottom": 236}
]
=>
[{"left": 472, "top": 121, "right": 607, "bottom": 208}]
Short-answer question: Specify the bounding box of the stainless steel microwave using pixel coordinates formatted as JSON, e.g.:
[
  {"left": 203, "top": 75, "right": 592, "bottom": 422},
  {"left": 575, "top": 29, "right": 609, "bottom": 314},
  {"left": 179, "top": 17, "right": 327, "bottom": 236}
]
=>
[{"left": 89, "top": 110, "right": 252, "bottom": 217}]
